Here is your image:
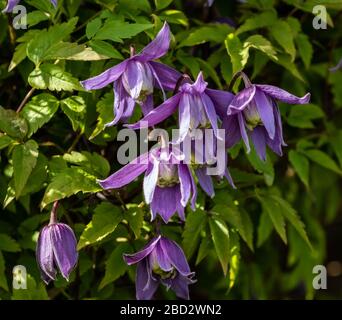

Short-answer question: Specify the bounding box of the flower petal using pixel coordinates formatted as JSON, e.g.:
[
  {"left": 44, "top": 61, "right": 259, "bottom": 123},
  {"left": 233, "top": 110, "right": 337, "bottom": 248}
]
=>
[
  {"left": 178, "top": 164, "right": 192, "bottom": 207},
  {"left": 195, "top": 167, "right": 214, "bottom": 197},
  {"left": 36, "top": 226, "right": 56, "bottom": 284},
  {"left": 80, "top": 60, "right": 127, "bottom": 90},
  {"left": 124, "top": 236, "right": 161, "bottom": 265},
  {"left": 250, "top": 126, "right": 267, "bottom": 161},
  {"left": 2, "top": 0, "right": 20, "bottom": 13},
  {"left": 192, "top": 72, "right": 208, "bottom": 93},
  {"left": 136, "top": 260, "right": 159, "bottom": 300},
  {"left": 50, "top": 224, "right": 78, "bottom": 281},
  {"left": 126, "top": 93, "right": 181, "bottom": 129},
  {"left": 143, "top": 161, "right": 159, "bottom": 205},
  {"left": 238, "top": 112, "right": 250, "bottom": 152},
  {"left": 155, "top": 243, "right": 173, "bottom": 272},
  {"left": 149, "top": 61, "right": 182, "bottom": 92},
  {"left": 160, "top": 237, "right": 192, "bottom": 276},
  {"left": 202, "top": 93, "right": 219, "bottom": 137},
  {"left": 254, "top": 88, "right": 275, "bottom": 139},
  {"left": 138, "top": 22, "right": 171, "bottom": 62},
  {"left": 178, "top": 93, "right": 191, "bottom": 142},
  {"left": 222, "top": 115, "right": 241, "bottom": 149},
  {"left": 151, "top": 186, "right": 180, "bottom": 223},
  {"left": 122, "top": 61, "right": 144, "bottom": 100},
  {"left": 227, "top": 85, "right": 256, "bottom": 115},
  {"left": 141, "top": 94, "right": 154, "bottom": 116},
  {"left": 205, "top": 88, "right": 234, "bottom": 120},
  {"left": 166, "top": 275, "right": 191, "bottom": 300},
  {"left": 98, "top": 153, "right": 149, "bottom": 189},
  {"left": 256, "top": 84, "right": 310, "bottom": 104}
]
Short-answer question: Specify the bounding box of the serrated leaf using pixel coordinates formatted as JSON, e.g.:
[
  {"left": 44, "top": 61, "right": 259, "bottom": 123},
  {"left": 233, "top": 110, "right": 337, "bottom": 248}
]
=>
[
  {"left": 0, "top": 135, "right": 14, "bottom": 150},
  {"left": 125, "top": 204, "right": 144, "bottom": 239},
  {"left": 225, "top": 33, "right": 243, "bottom": 74},
  {"left": 287, "top": 104, "right": 324, "bottom": 129},
  {"left": 195, "top": 237, "right": 211, "bottom": 266},
  {"left": 296, "top": 33, "right": 313, "bottom": 69},
  {"left": 12, "top": 140, "right": 39, "bottom": 199},
  {"left": 21, "top": 93, "right": 59, "bottom": 137},
  {"left": 28, "top": 64, "right": 82, "bottom": 92},
  {"left": 289, "top": 150, "right": 309, "bottom": 188},
  {"left": 42, "top": 42, "right": 86, "bottom": 61},
  {"left": 61, "top": 96, "right": 86, "bottom": 131},
  {"left": 41, "top": 167, "right": 101, "bottom": 208},
  {"left": 0, "top": 234, "right": 21, "bottom": 252},
  {"left": 209, "top": 217, "right": 230, "bottom": 276},
  {"left": 227, "top": 230, "right": 240, "bottom": 291},
  {"left": 77, "top": 202, "right": 123, "bottom": 250},
  {"left": 182, "top": 209, "right": 206, "bottom": 259},
  {"left": 99, "top": 243, "right": 131, "bottom": 289},
  {"left": 86, "top": 18, "right": 102, "bottom": 39},
  {"left": 257, "top": 211, "right": 274, "bottom": 247},
  {"left": 0, "top": 106, "right": 28, "bottom": 140},
  {"left": 236, "top": 10, "right": 277, "bottom": 35},
  {"left": 304, "top": 149, "right": 342, "bottom": 175},
  {"left": 89, "top": 40, "right": 123, "bottom": 60}
]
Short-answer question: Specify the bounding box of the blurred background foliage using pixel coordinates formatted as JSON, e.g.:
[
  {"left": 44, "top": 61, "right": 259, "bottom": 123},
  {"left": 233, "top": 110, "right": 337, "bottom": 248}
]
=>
[{"left": 0, "top": 0, "right": 342, "bottom": 300}]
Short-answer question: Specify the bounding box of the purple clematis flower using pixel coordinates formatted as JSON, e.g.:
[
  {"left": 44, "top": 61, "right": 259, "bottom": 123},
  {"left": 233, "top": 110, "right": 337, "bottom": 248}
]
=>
[
  {"left": 36, "top": 221, "right": 78, "bottom": 284},
  {"left": 80, "top": 22, "right": 181, "bottom": 126},
  {"left": 124, "top": 235, "right": 196, "bottom": 300},
  {"left": 127, "top": 72, "right": 234, "bottom": 142},
  {"left": 3, "top": 0, "right": 57, "bottom": 12},
  {"left": 98, "top": 146, "right": 196, "bottom": 223},
  {"left": 223, "top": 72, "right": 310, "bottom": 161}
]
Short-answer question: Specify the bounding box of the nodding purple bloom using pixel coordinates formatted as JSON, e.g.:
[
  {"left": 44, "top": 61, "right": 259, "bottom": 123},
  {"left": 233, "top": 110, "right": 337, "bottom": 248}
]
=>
[
  {"left": 36, "top": 223, "right": 78, "bottom": 284},
  {"left": 98, "top": 146, "right": 196, "bottom": 223},
  {"left": 223, "top": 73, "right": 310, "bottom": 161},
  {"left": 3, "top": 0, "right": 57, "bottom": 12},
  {"left": 124, "top": 235, "right": 196, "bottom": 300},
  {"left": 127, "top": 72, "right": 234, "bottom": 142},
  {"left": 80, "top": 22, "right": 181, "bottom": 127}
]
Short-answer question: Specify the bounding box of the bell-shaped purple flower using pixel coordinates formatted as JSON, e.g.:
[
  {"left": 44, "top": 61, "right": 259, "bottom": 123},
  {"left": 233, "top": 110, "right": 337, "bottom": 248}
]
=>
[
  {"left": 127, "top": 72, "right": 234, "bottom": 142},
  {"left": 124, "top": 235, "right": 196, "bottom": 300},
  {"left": 80, "top": 22, "right": 181, "bottom": 126},
  {"left": 36, "top": 222, "right": 78, "bottom": 284},
  {"left": 98, "top": 146, "right": 196, "bottom": 223},
  {"left": 223, "top": 72, "right": 310, "bottom": 160},
  {"left": 3, "top": 0, "right": 57, "bottom": 12}
]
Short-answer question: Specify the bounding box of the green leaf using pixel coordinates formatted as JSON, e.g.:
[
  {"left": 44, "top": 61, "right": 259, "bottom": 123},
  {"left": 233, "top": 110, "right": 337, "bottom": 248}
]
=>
[
  {"left": 257, "top": 211, "right": 274, "bottom": 247},
  {"left": 94, "top": 21, "right": 153, "bottom": 43},
  {"left": 269, "top": 20, "right": 296, "bottom": 61},
  {"left": 86, "top": 17, "right": 102, "bottom": 39},
  {"left": 21, "top": 93, "right": 59, "bottom": 137},
  {"left": 0, "top": 106, "right": 28, "bottom": 140},
  {"left": 212, "top": 204, "right": 253, "bottom": 251},
  {"left": 241, "top": 35, "right": 277, "bottom": 67},
  {"left": 269, "top": 195, "right": 312, "bottom": 250},
  {"left": 0, "top": 234, "right": 21, "bottom": 252},
  {"left": 77, "top": 202, "right": 123, "bottom": 250},
  {"left": 90, "top": 92, "right": 115, "bottom": 139},
  {"left": 12, "top": 140, "right": 39, "bottom": 199},
  {"left": 182, "top": 209, "right": 207, "bottom": 259},
  {"left": 41, "top": 167, "right": 101, "bottom": 208},
  {"left": 27, "top": 10, "right": 50, "bottom": 27},
  {"left": 125, "top": 204, "right": 144, "bottom": 239},
  {"left": 287, "top": 104, "right": 324, "bottom": 129},
  {"left": 272, "top": 54, "right": 304, "bottom": 82},
  {"left": 155, "top": 0, "right": 173, "bottom": 10},
  {"left": 179, "top": 24, "right": 232, "bottom": 47},
  {"left": 227, "top": 230, "right": 240, "bottom": 291},
  {"left": 99, "top": 243, "right": 131, "bottom": 289},
  {"left": 89, "top": 40, "right": 123, "bottom": 60},
  {"left": 289, "top": 150, "right": 309, "bottom": 188},
  {"left": 0, "top": 134, "right": 14, "bottom": 150},
  {"left": 225, "top": 33, "right": 243, "bottom": 74},
  {"left": 195, "top": 237, "right": 211, "bottom": 266},
  {"left": 331, "top": 130, "right": 342, "bottom": 167},
  {"left": 236, "top": 10, "right": 277, "bottom": 35},
  {"left": 209, "top": 217, "right": 230, "bottom": 276},
  {"left": 26, "top": 18, "right": 78, "bottom": 65},
  {"left": 304, "top": 149, "right": 342, "bottom": 175},
  {"left": 12, "top": 275, "right": 48, "bottom": 300},
  {"left": 0, "top": 251, "right": 8, "bottom": 291},
  {"left": 41, "top": 42, "right": 86, "bottom": 61},
  {"left": 63, "top": 151, "right": 110, "bottom": 178},
  {"left": 61, "top": 96, "right": 86, "bottom": 131},
  {"left": 159, "top": 10, "right": 188, "bottom": 27},
  {"left": 28, "top": 64, "right": 82, "bottom": 92},
  {"left": 258, "top": 195, "right": 287, "bottom": 244},
  {"left": 296, "top": 33, "right": 313, "bottom": 69}
]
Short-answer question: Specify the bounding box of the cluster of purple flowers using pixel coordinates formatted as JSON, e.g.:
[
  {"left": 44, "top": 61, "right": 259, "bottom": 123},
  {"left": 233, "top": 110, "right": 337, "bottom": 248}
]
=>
[
  {"left": 2, "top": 0, "right": 57, "bottom": 12},
  {"left": 35, "top": 22, "right": 310, "bottom": 300}
]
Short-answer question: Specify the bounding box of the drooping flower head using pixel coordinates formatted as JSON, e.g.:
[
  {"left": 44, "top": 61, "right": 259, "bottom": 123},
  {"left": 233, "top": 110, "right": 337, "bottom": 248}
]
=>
[
  {"left": 36, "top": 202, "right": 78, "bottom": 284},
  {"left": 127, "top": 72, "right": 234, "bottom": 142},
  {"left": 98, "top": 145, "right": 196, "bottom": 223},
  {"left": 81, "top": 22, "right": 181, "bottom": 126},
  {"left": 124, "top": 235, "right": 196, "bottom": 300},
  {"left": 3, "top": 0, "right": 57, "bottom": 12},
  {"left": 223, "top": 72, "right": 311, "bottom": 160}
]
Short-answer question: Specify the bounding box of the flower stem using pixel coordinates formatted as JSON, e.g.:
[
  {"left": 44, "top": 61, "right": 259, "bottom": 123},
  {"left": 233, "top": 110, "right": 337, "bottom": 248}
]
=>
[
  {"left": 228, "top": 71, "right": 251, "bottom": 92},
  {"left": 49, "top": 201, "right": 59, "bottom": 225},
  {"left": 16, "top": 88, "right": 35, "bottom": 113},
  {"left": 173, "top": 74, "right": 192, "bottom": 95}
]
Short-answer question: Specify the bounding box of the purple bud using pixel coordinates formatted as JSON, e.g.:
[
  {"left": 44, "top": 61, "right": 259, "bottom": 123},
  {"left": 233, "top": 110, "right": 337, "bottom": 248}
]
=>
[{"left": 36, "top": 223, "right": 78, "bottom": 284}]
